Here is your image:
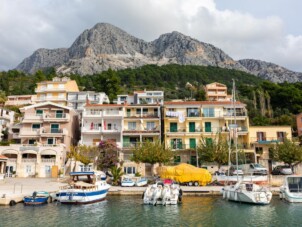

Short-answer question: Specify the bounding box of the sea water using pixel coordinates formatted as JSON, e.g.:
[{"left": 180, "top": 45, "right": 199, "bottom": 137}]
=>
[{"left": 0, "top": 196, "right": 301, "bottom": 227}]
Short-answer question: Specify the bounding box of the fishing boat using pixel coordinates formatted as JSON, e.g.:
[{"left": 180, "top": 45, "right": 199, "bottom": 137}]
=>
[
  {"left": 222, "top": 80, "right": 272, "bottom": 205},
  {"left": 135, "top": 177, "right": 148, "bottom": 187},
  {"left": 143, "top": 182, "right": 182, "bottom": 205},
  {"left": 280, "top": 175, "right": 302, "bottom": 202},
  {"left": 24, "top": 191, "right": 49, "bottom": 205},
  {"left": 121, "top": 177, "right": 135, "bottom": 187},
  {"left": 55, "top": 171, "right": 110, "bottom": 205}
]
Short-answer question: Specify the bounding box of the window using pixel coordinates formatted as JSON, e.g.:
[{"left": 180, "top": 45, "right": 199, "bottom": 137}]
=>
[
  {"left": 146, "top": 122, "right": 155, "bottom": 130},
  {"left": 47, "top": 138, "right": 55, "bottom": 145},
  {"left": 171, "top": 139, "right": 183, "bottom": 149},
  {"left": 28, "top": 139, "right": 36, "bottom": 145},
  {"left": 47, "top": 84, "right": 53, "bottom": 89},
  {"left": 136, "top": 109, "right": 141, "bottom": 115},
  {"left": 36, "top": 109, "right": 43, "bottom": 116},
  {"left": 58, "top": 93, "right": 64, "bottom": 99},
  {"left": 187, "top": 108, "right": 199, "bottom": 117},
  {"left": 257, "top": 132, "right": 266, "bottom": 141},
  {"left": 203, "top": 108, "right": 214, "bottom": 117},
  {"left": 128, "top": 122, "right": 136, "bottom": 130},
  {"left": 51, "top": 124, "right": 60, "bottom": 133},
  {"left": 277, "top": 132, "right": 285, "bottom": 142},
  {"left": 58, "top": 84, "right": 64, "bottom": 89},
  {"left": 255, "top": 147, "right": 263, "bottom": 155},
  {"left": 124, "top": 166, "right": 136, "bottom": 175},
  {"left": 174, "top": 156, "right": 181, "bottom": 163},
  {"left": 143, "top": 108, "right": 148, "bottom": 115},
  {"left": 80, "top": 165, "right": 92, "bottom": 172},
  {"left": 32, "top": 124, "right": 40, "bottom": 131}
]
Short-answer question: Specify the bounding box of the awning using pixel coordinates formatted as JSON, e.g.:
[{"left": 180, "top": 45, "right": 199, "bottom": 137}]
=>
[
  {"left": 40, "top": 149, "right": 57, "bottom": 155},
  {"left": 1, "top": 149, "right": 18, "bottom": 155}
]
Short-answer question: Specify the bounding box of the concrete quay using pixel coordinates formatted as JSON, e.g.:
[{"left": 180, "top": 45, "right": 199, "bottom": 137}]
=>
[{"left": 0, "top": 178, "right": 281, "bottom": 205}]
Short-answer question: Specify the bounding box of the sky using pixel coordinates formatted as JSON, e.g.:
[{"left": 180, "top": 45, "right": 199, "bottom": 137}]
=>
[{"left": 1, "top": 0, "right": 302, "bottom": 72}]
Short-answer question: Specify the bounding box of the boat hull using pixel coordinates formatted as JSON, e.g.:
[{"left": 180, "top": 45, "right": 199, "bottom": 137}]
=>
[
  {"left": 280, "top": 176, "right": 302, "bottom": 203},
  {"left": 24, "top": 197, "right": 48, "bottom": 205},
  {"left": 57, "top": 188, "right": 109, "bottom": 205}
]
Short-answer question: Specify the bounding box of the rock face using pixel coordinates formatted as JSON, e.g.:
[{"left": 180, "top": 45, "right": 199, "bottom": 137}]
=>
[
  {"left": 238, "top": 59, "right": 302, "bottom": 83},
  {"left": 15, "top": 23, "right": 302, "bottom": 83},
  {"left": 15, "top": 23, "right": 246, "bottom": 75}
]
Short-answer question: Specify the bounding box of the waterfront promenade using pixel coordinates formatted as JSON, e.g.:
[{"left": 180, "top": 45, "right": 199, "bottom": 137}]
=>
[{"left": 0, "top": 177, "right": 281, "bottom": 205}]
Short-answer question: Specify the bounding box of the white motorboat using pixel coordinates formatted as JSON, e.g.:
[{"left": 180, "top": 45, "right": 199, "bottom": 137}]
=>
[
  {"left": 222, "top": 181, "right": 272, "bottom": 205},
  {"left": 280, "top": 176, "right": 302, "bottom": 202},
  {"left": 135, "top": 177, "right": 148, "bottom": 187},
  {"left": 221, "top": 80, "right": 272, "bottom": 205},
  {"left": 55, "top": 171, "right": 110, "bottom": 205},
  {"left": 143, "top": 182, "right": 182, "bottom": 205},
  {"left": 121, "top": 177, "right": 135, "bottom": 187}
]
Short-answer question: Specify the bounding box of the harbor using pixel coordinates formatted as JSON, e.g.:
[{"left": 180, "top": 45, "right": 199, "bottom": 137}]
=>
[{"left": 0, "top": 177, "right": 281, "bottom": 205}]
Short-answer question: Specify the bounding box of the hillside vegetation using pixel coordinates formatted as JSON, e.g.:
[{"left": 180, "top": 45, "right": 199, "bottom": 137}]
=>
[{"left": 0, "top": 64, "right": 301, "bottom": 130}]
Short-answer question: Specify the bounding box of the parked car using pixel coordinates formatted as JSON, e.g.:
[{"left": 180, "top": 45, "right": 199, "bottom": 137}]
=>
[
  {"left": 272, "top": 165, "right": 293, "bottom": 175},
  {"left": 228, "top": 166, "right": 244, "bottom": 176},
  {"left": 249, "top": 163, "right": 268, "bottom": 175}
]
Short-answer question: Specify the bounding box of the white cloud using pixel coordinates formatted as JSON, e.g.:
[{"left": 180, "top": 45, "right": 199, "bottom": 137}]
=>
[{"left": 0, "top": 0, "right": 301, "bottom": 72}]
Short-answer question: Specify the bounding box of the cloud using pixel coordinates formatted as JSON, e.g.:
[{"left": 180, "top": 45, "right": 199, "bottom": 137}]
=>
[{"left": 0, "top": 0, "right": 301, "bottom": 72}]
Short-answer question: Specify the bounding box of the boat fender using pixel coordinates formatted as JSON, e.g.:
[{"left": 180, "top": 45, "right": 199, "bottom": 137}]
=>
[
  {"left": 9, "top": 200, "right": 16, "bottom": 206},
  {"left": 142, "top": 192, "right": 145, "bottom": 199},
  {"left": 48, "top": 196, "right": 53, "bottom": 203},
  {"left": 179, "top": 189, "right": 183, "bottom": 196}
]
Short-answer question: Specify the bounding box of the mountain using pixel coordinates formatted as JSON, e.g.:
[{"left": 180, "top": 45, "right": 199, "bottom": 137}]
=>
[
  {"left": 238, "top": 59, "right": 302, "bottom": 83},
  {"left": 15, "top": 23, "right": 301, "bottom": 83}
]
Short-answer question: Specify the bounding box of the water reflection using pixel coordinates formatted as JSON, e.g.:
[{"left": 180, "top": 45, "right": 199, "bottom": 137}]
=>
[{"left": 1, "top": 196, "right": 302, "bottom": 226}]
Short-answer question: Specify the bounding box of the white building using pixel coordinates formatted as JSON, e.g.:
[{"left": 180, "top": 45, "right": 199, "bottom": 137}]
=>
[{"left": 116, "top": 90, "right": 164, "bottom": 105}]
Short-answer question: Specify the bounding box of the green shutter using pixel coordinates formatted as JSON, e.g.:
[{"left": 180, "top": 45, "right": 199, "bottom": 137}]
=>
[
  {"left": 189, "top": 138, "right": 196, "bottom": 149},
  {"left": 189, "top": 122, "right": 195, "bottom": 132},
  {"left": 205, "top": 122, "right": 211, "bottom": 132},
  {"left": 170, "top": 123, "right": 177, "bottom": 132}
]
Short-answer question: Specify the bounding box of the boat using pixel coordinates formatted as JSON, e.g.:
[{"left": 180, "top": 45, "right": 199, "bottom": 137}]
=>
[
  {"left": 55, "top": 171, "right": 110, "bottom": 205},
  {"left": 216, "top": 173, "right": 268, "bottom": 185},
  {"left": 143, "top": 182, "right": 182, "bottom": 205},
  {"left": 222, "top": 80, "right": 272, "bottom": 205},
  {"left": 121, "top": 177, "right": 135, "bottom": 187},
  {"left": 135, "top": 177, "right": 148, "bottom": 187},
  {"left": 23, "top": 191, "right": 49, "bottom": 205},
  {"left": 280, "top": 175, "right": 302, "bottom": 202}
]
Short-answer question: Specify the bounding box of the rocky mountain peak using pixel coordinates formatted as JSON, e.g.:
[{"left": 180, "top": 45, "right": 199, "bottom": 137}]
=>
[{"left": 15, "top": 23, "right": 302, "bottom": 82}]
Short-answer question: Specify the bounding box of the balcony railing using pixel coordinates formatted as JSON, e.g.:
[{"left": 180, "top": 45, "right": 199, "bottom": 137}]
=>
[
  {"left": 22, "top": 158, "right": 37, "bottom": 163},
  {"left": 166, "top": 126, "right": 248, "bottom": 133},
  {"left": 41, "top": 158, "right": 56, "bottom": 163},
  {"left": 250, "top": 137, "right": 286, "bottom": 143},
  {"left": 8, "top": 158, "right": 17, "bottom": 162}
]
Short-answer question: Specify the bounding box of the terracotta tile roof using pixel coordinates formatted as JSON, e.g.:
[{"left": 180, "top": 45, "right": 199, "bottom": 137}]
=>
[
  {"left": 0, "top": 155, "right": 8, "bottom": 160},
  {"left": 164, "top": 101, "right": 244, "bottom": 105}
]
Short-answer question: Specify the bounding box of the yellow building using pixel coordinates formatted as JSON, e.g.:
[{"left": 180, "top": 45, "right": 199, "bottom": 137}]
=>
[
  {"left": 163, "top": 100, "right": 249, "bottom": 165},
  {"left": 35, "top": 77, "right": 79, "bottom": 106},
  {"left": 248, "top": 126, "right": 292, "bottom": 171}
]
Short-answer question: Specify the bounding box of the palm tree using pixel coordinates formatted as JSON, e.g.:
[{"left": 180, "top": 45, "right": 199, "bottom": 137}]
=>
[{"left": 110, "top": 166, "right": 123, "bottom": 186}]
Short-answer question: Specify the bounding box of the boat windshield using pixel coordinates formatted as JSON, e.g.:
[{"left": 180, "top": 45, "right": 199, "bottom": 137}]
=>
[{"left": 254, "top": 164, "right": 264, "bottom": 168}]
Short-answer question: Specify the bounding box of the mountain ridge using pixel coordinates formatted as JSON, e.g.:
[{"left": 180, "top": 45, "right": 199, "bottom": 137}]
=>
[{"left": 15, "top": 23, "right": 302, "bottom": 82}]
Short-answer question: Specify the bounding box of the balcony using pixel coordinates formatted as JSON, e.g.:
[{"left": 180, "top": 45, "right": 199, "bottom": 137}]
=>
[
  {"left": 19, "top": 129, "right": 40, "bottom": 137},
  {"left": 41, "top": 158, "right": 56, "bottom": 163},
  {"left": 21, "top": 158, "right": 37, "bottom": 163},
  {"left": 250, "top": 137, "right": 285, "bottom": 144},
  {"left": 35, "top": 87, "right": 66, "bottom": 93},
  {"left": 81, "top": 126, "right": 121, "bottom": 134},
  {"left": 21, "top": 114, "right": 44, "bottom": 123},
  {"left": 40, "top": 128, "right": 67, "bottom": 137},
  {"left": 44, "top": 113, "right": 70, "bottom": 122}
]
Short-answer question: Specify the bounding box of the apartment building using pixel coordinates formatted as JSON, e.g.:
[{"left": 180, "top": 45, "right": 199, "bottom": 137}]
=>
[
  {"left": 248, "top": 126, "right": 292, "bottom": 171},
  {"left": 0, "top": 102, "right": 79, "bottom": 178},
  {"left": 116, "top": 90, "right": 164, "bottom": 105},
  {"left": 67, "top": 91, "right": 110, "bottom": 113},
  {"left": 205, "top": 82, "right": 230, "bottom": 101},
  {"left": 35, "top": 77, "right": 79, "bottom": 106},
  {"left": 163, "top": 100, "right": 249, "bottom": 165},
  {"left": 80, "top": 103, "right": 124, "bottom": 148},
  {"left": 0, "top": 108, "right": 15, "bottom": 141},
  {"left": 5, "top": 94, "right": 37, "bottom": 106}
]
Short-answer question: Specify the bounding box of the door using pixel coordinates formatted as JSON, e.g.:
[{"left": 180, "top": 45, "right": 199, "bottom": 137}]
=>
[
  {"left": 189, "top": 138, "right": 196, "bottom": 149},
  {"left": 205, "top": 122, "right": 211, "bottom": 132},
  {"left": 189, "top": 122, "right": 195, "bottom": 132},
  {"left": 26, "top": 165, "right": 32, "bottom": 177},
  {"left": 127, "top": 109, "right": 131, "bottom": 117},
  {"left": 170, "top": 123, "right": 178, "bottom": 132},
  {"left": 45, "top": 165, "right": 51, "bottom": 177}
]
